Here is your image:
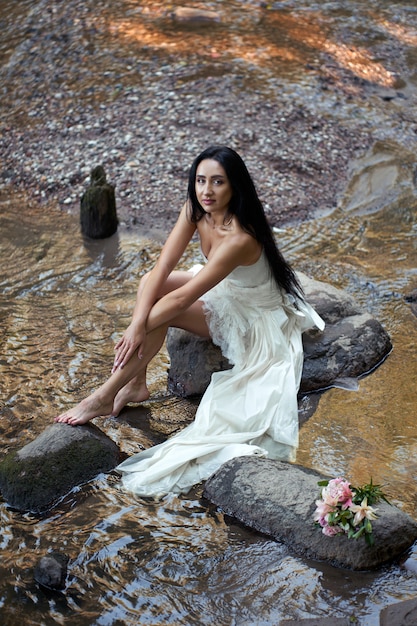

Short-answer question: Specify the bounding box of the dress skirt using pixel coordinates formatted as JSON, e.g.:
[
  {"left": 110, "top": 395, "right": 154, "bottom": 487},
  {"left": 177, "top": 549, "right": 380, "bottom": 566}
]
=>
[{"left": 117, "top": 253, "right": 324, "bottom": 497}]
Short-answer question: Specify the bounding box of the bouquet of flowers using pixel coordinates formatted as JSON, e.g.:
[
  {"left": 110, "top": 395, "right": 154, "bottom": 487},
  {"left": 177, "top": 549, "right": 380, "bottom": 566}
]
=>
[{"left": 314, "top": 477, "right": 389, "bottom": 546}]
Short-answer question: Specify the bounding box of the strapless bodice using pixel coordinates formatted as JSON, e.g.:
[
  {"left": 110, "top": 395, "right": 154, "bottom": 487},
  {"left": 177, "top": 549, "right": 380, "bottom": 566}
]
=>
[{"left": 226, "top": 252, "right": 271, "bottom": 287}]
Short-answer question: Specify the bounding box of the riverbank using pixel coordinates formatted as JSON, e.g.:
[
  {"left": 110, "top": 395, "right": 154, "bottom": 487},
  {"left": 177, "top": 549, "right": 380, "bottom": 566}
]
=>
[{"left": 1, "top": 0, "right": 416, "bottom": 235}]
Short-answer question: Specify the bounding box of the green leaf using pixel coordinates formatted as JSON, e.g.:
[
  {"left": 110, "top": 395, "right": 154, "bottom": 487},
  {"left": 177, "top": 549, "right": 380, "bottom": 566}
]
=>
[
  {"left": 352, "top": 525, "right": 366, "bottom": 540},
  {"left": 353, "top": 478, "right": 390, "bottom": 506},
  {"left": 364, "top": 518, "right": 373, "bottom": 533}
]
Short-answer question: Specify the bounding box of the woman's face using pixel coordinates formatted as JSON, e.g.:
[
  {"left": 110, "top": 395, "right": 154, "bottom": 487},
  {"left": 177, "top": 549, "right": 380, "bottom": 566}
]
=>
[{"left": 195, "top": 159, "right": 233, "bottom": 215}]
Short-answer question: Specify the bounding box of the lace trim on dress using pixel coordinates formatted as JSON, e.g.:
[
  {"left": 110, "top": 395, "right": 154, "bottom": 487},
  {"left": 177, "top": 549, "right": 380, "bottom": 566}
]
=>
[{"left": 200, "top": 275, "right": 320, "bottom": 367}]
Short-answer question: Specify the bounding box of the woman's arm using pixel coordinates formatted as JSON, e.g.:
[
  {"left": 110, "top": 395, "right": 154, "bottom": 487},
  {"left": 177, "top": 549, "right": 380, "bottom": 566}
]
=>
[
  {"left": 113, "top": 204, "right": 196, "bottom": 370},
  {"left": 132, "top": 204, "right": 196, "bottom": 325},
  {"left": 145, "top": 232, "right": 260, "bottom": 333}
]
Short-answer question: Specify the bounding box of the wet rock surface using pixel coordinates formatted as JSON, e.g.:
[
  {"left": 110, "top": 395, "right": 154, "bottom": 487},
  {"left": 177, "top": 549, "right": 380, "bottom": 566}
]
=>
[
  {"left": 80, "top": 165, "right": 118, "bottom": 238},
  {"left": 0, "top": 423, "right": 120, "bottom": 513},
  {"left": 203, "top": 456, "right": 417, "bottom": 571},
  {"left": 299, "top": 274, "right": 392, "bottom": 391},
  {"left": 34, "top": 552, "right": 69, "bottom": 591}
]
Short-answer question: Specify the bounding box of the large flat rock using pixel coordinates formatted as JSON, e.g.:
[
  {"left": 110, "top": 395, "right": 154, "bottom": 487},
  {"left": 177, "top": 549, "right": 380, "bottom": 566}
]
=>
[{"left": 203, "top": 457, "right": 417, "bottom": 571}]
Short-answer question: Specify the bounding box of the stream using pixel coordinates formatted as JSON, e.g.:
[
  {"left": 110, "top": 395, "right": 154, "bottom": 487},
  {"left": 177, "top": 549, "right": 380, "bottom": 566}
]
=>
[{"left": 1, "top": 0, "right": 417, "bottom": 624}]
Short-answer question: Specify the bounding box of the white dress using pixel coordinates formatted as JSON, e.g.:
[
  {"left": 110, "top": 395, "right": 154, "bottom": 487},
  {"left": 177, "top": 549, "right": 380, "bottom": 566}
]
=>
[{"left": 116, "top": 253, "right": 324, "bottom": 497}]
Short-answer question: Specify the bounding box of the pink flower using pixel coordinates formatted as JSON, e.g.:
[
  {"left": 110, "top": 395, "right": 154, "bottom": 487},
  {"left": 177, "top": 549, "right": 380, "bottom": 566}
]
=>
[
  {"left": 314, "top": 477, "right": 383, "bottom": 544},
  {"left": 322, "top": 524, "right": 343, "bottom": 537},
  {"left": 322, "top": 478, "right": 354, "bottom": 508},
  {"left": 313, "top": 499, "right": 334, "bottom": 526}
]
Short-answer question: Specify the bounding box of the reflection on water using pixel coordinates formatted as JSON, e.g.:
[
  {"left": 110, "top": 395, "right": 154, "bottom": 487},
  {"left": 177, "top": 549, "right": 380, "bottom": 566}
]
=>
[
  {"left": 0, "top": 159, "right": 416, "bottom": 623},
  {"left": 281, "top": 141, "right": 417, "bottom": 519}
]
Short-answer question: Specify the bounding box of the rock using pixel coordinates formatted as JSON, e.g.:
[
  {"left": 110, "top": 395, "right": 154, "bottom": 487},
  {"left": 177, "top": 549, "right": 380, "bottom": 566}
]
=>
[
  {"left": 169, "top": 7, "right": 221, "bottom": 23},
  {"left": 167, "top": 273, "right": 392, "bottom": 397},
  {"left": 300, "top": 274, "right": 392, "bottom": 391},
  {"left": 34, "top": 552, "right": 69, "bottom": 591},
  {"left": 379, "top": 598, "right": 417, "bottom": 626},
  {"left": 167, "top": 330, "right": 231, "bottom": 397},
  {"left": 405, "top": 289, "right": 417, "bottom": 318},
  {"left": 80, "top": 165, "right": 118, "bottom": 239},
  {"left": 0, "top": 423, "right": 120, "bottom": 513},
  {"left": 203, "top": 457, "right": 417, "bottom": 571}
]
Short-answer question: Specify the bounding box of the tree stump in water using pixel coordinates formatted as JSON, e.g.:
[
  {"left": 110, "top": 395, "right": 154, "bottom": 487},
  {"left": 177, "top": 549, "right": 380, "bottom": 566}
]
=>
[{"left": 80, "top": 165, "right": 118, "bottom": 238}]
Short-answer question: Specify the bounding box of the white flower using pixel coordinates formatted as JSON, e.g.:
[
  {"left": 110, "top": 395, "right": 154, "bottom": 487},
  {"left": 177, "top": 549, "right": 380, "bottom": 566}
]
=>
[{"left": 349, "top": 497, "right": 378, "bottom": 527}]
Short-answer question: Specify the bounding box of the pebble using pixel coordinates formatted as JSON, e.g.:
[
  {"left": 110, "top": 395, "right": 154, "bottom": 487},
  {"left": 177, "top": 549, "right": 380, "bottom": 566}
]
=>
[{"left": 34, "top": 552, "right": 69, "bottom": 591}]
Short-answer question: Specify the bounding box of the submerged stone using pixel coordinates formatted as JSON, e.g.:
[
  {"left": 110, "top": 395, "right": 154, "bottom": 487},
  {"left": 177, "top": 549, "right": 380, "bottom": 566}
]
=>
[{"left": 34, "top": 552, "right": 69, "bottom": 591}]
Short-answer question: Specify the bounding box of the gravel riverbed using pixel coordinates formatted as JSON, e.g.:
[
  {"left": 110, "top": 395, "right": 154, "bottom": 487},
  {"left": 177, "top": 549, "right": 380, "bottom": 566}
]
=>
[{"left": 1, "top": 0, "right": 416, "bottom": 234}]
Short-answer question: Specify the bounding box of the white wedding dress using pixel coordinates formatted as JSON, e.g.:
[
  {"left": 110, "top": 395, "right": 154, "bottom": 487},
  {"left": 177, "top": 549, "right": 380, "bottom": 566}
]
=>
[{"left": 116, "top": 252, "right": 324, "bottom": 497}]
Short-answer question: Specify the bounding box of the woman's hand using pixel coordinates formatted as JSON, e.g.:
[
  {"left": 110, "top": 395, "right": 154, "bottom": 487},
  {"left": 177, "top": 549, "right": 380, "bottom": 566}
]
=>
[{"left": 112, "top": 322, "right": 146, "bottom": 373}]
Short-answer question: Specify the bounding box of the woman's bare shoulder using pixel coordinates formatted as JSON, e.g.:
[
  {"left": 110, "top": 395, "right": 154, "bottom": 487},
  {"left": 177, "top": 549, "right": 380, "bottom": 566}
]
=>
[{"left": 210, "top": 229, "right": 261, "bottom": 267}]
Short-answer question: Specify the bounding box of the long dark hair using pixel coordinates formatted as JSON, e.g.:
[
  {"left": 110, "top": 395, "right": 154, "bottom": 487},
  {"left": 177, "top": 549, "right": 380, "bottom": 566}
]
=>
[{"left": 187, "top": 145, "right": 303, "bottom": 299}]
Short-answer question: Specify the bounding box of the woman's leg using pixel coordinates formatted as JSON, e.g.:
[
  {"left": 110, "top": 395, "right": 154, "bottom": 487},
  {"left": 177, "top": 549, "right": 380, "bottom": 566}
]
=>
[
  {"left": 54, "top": 323, "right": 168, "bottom": 425},
  {"left": 54, "top": 271, "right": 210, "bottom": 425},
  {"left": 110, "top": 269, "right": 210, "bottom": 417},
  {"left": 111, "top": 295, "right": 211, "bottom": 416}
]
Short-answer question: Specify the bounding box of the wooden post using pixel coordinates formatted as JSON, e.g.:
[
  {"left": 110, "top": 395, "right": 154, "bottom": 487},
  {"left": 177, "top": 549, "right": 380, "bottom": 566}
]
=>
[{"left": 80, "top": 165, "right": 118, "bottom": 238}]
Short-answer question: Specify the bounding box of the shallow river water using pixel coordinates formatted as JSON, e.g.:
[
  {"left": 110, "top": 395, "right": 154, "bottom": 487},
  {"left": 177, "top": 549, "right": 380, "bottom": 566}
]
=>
[
  {"left": 1, "top": 165, "right": 416, "bottom": 625},
  {"left": 1, "top": 0, "right": 417, "bottom": 625}
]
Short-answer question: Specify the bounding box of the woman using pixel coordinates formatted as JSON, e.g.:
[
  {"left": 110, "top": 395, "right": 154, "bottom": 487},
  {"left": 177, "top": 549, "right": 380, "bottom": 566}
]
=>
[{"left": 55, "top": 145, "right": 324, "bottom": 497}]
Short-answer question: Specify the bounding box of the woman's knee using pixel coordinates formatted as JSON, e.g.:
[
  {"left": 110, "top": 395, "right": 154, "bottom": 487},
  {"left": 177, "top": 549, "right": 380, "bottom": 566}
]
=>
[
  {"left": 161, "top": 271, "right": 193, "bottom": 296},
  {"left": 138, "top": 270, "right": 191, "bottom": 299}
]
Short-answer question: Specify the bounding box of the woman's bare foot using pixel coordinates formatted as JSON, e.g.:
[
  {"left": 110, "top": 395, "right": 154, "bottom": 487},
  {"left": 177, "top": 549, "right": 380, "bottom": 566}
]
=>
[
  {"left": 54, "top": 394, "right": 114, "bottom": 426},
  {"left": 111, "top": 378, "right": 150, "bottom": 417}
]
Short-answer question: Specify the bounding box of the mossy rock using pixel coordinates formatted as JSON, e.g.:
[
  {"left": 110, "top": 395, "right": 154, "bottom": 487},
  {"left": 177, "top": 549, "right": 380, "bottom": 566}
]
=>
[{"left": 0, "top": 423, "right": 120, "bottom": 513}]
